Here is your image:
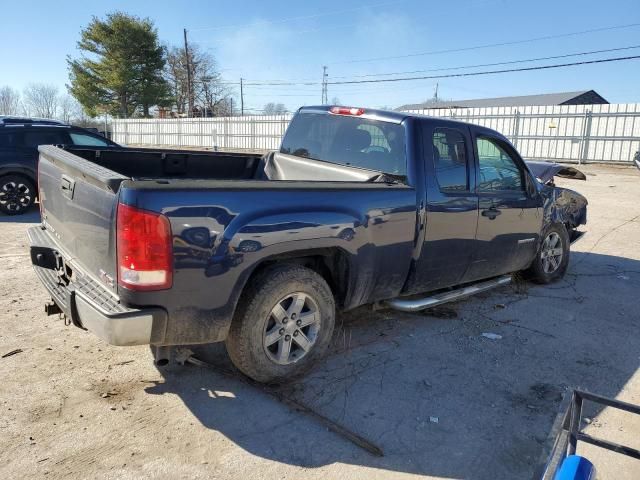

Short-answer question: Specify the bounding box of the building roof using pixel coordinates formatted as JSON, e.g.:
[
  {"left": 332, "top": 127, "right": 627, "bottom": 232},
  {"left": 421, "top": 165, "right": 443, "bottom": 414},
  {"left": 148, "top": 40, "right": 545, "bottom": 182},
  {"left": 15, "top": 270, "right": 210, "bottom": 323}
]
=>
[{"left": 397, "top": 90, "right": 609, "bottom": 111}]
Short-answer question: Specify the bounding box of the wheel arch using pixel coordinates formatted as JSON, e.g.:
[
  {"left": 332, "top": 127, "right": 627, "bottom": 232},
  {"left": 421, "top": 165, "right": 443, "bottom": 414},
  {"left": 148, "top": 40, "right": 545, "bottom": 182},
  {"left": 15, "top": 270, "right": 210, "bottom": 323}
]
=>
[
  {"left": 239, "top": 247, "right": 352, "bottom": 310},
  {"left": 0, "top": 167, "right": 37, "bottom": 186}
]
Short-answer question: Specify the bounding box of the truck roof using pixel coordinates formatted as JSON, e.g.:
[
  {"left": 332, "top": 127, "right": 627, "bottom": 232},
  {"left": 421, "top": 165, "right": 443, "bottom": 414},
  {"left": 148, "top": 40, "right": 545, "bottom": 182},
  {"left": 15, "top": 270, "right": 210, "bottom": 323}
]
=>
[{"left": 297, "top": 105, "right": 487, "bottom": 131}]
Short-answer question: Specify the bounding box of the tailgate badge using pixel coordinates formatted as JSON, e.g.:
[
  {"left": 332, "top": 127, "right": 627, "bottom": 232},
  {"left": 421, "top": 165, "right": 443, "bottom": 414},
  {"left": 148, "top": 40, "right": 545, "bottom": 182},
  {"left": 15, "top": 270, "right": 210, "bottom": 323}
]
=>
[{"left": 99, "top": 269, "right": 115, "bottom": 288}]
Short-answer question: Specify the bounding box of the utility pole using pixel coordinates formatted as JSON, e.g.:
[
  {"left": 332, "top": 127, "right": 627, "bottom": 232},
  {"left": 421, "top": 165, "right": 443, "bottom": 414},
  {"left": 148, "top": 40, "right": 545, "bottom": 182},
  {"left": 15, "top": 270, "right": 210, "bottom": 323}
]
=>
[
  {"left": 434, "top": 83, "right": 439, "bottom": 103},
  {"left": 230, "top": 97, "right": 233, "bottom": 117},
  {"left": 240, "top": 78, "right": 244, "bottom": 116},
  {"left": 183, "top": 28, "right": 193, "bottom": 117},
  {"left": 321, "top": 66, "right": 328, "bottom": 104}
]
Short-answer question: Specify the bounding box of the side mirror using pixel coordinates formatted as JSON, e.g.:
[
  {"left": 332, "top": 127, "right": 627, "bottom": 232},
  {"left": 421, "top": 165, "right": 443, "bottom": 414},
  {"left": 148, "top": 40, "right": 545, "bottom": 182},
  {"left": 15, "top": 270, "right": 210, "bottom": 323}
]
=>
[{"left": 525, "top": 173, "right": 539, "bottom": 198}]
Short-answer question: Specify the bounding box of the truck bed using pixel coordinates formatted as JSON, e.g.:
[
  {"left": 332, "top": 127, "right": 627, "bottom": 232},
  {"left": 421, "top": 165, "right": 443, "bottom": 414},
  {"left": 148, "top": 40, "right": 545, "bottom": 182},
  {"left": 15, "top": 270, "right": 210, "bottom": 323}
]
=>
[
  {"left": 66, "top": 146, "right": 264, "bottom": 180},
  {"left": 63, "top": 146, "right": 390, "bottom": 183},
  {"left": 35, "top": 144, "right": 417, "bottom": 345}
]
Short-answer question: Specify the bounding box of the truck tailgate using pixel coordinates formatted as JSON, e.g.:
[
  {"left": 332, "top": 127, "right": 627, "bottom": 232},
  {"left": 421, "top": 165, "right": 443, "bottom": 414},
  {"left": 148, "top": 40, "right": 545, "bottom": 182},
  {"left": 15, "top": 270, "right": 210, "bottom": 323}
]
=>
[{"left": 37, "top": 145, "right": 128, "bottom": 293}]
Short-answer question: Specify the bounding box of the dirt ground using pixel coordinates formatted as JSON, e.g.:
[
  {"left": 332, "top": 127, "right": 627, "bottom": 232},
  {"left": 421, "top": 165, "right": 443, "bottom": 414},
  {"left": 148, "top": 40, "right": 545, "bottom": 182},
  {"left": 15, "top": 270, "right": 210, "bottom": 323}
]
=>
[{"left": 1, "top": 164, "right": 639, "bottom": 480}]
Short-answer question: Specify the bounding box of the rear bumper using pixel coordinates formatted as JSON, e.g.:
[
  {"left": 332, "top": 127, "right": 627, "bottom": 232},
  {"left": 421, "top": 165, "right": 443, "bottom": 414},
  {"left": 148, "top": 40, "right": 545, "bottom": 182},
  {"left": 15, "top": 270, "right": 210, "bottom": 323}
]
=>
[{"left": 28, "top": 226, "right": 167, "bottom": 346}]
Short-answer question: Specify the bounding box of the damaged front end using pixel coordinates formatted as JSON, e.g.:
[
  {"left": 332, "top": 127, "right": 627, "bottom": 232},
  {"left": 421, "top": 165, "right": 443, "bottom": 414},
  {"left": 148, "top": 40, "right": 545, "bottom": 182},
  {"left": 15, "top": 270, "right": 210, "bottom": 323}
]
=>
[
  {"left": 526, "top": 161, "right": 588, "bottom": 244},
  {"left": 541, "top": 186, "right": 588, "bottom": 243}
]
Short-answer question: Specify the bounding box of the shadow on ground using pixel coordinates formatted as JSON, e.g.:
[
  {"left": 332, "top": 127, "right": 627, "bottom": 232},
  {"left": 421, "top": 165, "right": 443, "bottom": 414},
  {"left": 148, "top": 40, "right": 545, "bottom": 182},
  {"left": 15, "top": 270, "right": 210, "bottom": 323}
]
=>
[
  {"left": 147, "top": 251, "right": 640, "bottom": 479},
  {"left": 0, "top": 207, "right": 40, "bottom": 223}
]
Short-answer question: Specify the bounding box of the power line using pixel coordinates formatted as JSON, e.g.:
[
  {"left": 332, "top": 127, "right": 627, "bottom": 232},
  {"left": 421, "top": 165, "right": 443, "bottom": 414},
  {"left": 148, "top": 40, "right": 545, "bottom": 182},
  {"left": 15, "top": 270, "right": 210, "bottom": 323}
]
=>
[
  {"left": 329, "top": 44, "right": 640, "bottom": 79},
  {"left": 218, "top": 51, "right": 640, "bottom": 88},
  {"left": 215, "top": 42, "right": 640, "bottom": 87},
  {"left": 328, "top": 55, "right": 640, "bottom": 85},
  {"left": 328, "top": 22, "right": 640, "bottom": 65}
]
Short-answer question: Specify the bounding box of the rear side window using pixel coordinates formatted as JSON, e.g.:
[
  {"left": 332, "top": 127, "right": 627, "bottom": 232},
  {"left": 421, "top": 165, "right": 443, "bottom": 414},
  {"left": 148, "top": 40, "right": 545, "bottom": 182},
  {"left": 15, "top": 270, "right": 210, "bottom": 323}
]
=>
[
  {"left": 70, "top": 132, "right": 109, "bottom": 147},
  {"left": 280, "top": 112, "right": 406, "bottom": 176},
  {"left": 0, "top": 132, "right": 20, "bottom": 148},
  {"left": 476, "top": 137, "right": 524, "bottom": 192},
  {"left": 432, "top": 128, "right": 469, "bottom": 192},
  {"left": 22, "top": 130, "right": 69, "bottom": 148}
]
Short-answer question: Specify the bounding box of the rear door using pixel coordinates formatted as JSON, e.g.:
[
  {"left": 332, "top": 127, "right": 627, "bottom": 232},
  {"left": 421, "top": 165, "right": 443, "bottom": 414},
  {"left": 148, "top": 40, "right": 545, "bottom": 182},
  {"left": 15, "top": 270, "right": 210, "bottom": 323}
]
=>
[
  {"left": 463, "top": 132, "right": 542, "bottom": 281},
  {"left": 0, "top": 127, "right": 70, "bottom": 177},
  {"left": 406, "top": 120, "right": 479, "bottom": 293}
]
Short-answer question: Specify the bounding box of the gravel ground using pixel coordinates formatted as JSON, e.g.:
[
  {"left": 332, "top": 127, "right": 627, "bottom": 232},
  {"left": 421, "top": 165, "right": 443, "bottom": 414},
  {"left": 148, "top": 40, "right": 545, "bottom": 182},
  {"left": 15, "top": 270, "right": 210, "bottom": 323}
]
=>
[{"left": 0, "top": 164, "right": 639, "bottom": 479}]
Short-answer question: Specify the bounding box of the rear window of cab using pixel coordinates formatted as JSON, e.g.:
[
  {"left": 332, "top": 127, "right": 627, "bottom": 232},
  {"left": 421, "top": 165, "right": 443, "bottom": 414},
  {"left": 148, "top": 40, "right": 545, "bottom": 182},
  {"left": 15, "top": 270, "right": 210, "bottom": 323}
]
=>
[{"left": 280, "top": 112, "right": 407, "bottom": 176}]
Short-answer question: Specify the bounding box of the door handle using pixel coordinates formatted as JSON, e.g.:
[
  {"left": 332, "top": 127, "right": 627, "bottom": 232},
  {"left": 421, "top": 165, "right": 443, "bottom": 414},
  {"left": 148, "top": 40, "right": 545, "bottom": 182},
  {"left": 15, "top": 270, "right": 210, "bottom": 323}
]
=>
[
  {"left": 60, "top": 175, "right": 75, "bottom": 200},
  {"left": 481, "top": 207, "right": 501, "bottom": 220}
]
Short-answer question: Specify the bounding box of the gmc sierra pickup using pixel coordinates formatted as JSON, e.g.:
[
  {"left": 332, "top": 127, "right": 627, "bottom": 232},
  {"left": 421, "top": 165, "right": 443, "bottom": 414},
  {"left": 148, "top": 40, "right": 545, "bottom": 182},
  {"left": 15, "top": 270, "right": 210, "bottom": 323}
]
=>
[{"left": 29, "top": 105, "right": 587, "bottom": 383}]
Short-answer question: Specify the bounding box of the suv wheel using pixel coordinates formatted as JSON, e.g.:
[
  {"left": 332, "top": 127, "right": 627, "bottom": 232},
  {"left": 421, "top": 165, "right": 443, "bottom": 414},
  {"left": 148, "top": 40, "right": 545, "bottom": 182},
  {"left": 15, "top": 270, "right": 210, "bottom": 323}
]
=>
[
  {"left": 226, "top": 264, "right": 335, "bottom": 384},
  {"left": 0, "top": 175, "right": 36, "bottom": 215},
  {"left": 525, "top": 223, "right": 570, "bottom": 284}
]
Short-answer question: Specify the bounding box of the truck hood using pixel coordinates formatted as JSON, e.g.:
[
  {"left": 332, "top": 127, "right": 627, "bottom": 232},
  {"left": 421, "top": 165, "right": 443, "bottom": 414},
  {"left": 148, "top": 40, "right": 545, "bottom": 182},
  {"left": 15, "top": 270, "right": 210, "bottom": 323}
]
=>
[{"left": 525, "top": 161, "right": 586, "bottom": 183}]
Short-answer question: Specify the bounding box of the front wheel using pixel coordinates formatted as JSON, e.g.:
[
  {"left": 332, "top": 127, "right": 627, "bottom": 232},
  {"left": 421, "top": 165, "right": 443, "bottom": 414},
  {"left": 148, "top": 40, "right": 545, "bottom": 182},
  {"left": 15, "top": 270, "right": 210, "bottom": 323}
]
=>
[
  {"left": 226, "top": 264, "right": 335, "bottom": 384},
  {"left": 525, "top": 224, "right": 570, "bottom": 284},
  {"left": 0, "top": 175, "right": 36, "bottom": 215}
]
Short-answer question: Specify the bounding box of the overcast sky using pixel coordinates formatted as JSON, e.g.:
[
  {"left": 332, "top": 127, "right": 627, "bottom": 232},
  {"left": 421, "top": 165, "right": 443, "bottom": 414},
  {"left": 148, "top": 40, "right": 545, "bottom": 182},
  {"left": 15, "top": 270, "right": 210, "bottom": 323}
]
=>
[{"left": 1, "top": 0, "right": 639, "bottom": 112}]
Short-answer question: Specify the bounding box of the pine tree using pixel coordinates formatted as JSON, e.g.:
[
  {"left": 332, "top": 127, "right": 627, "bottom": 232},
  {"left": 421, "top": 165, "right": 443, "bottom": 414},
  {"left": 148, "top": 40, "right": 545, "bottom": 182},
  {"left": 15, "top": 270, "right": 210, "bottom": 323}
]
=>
[{"left": 67, "top": 12, "right": 171, "bottom": 118}]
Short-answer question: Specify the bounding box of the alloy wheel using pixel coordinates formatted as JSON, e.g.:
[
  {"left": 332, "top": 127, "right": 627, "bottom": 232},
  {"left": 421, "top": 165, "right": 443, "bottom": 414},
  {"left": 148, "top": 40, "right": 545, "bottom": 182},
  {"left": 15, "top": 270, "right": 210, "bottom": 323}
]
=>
[
  {"left": 540, "top": 232, "right": 563, "bottom": 274},
  {"left": 0, "top": 181, "right": 32, "bottom": 213},
  {"left": 263, "top": 292, "right": 321, "bottom": 365}
]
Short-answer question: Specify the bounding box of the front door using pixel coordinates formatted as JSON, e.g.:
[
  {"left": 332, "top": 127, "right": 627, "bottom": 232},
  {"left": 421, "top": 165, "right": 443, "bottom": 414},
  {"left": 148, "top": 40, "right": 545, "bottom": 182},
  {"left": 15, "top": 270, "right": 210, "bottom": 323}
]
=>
[
  {"left": 463, "top": 133, "right": 542, "bottom": 282},
  {"left": 405, "top": 121, "right": 479, "bottom": 294}
]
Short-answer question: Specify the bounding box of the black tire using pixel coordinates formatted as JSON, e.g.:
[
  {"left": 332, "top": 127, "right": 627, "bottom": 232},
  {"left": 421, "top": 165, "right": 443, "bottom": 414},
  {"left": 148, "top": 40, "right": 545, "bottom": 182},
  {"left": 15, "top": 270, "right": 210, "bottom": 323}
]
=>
[
  {"left": 0, "top": 175, "right": 36, "bottom": 215},
  {"left": 525, "top": 223, "right": 570, "bottom": 284},
  {"left": 226, "top": 264, "right": 335, "bottom": 384}
]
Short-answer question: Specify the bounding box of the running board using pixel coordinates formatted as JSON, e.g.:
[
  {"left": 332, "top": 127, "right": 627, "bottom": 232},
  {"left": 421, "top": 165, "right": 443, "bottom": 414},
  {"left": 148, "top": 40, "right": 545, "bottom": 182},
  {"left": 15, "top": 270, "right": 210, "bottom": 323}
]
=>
[{"left": 385, "top": 275, "right": 512, "bottom": 313}]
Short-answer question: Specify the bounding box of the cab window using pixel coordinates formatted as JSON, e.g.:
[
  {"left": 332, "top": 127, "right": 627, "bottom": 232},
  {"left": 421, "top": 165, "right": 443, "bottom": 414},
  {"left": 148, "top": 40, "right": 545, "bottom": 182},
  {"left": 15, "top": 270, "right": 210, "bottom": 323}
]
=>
[
  {"left": 69, "top": 132, "right": 110, "bottom": 147},
  {"left": 432, "top": 128, "right": 469, "bottom": 192},
  {"left": 476, "top": 137, "right": 524, "bottom": 192},
  {"left": 22, "top": 130, "right": 69, "bottom": 148}
]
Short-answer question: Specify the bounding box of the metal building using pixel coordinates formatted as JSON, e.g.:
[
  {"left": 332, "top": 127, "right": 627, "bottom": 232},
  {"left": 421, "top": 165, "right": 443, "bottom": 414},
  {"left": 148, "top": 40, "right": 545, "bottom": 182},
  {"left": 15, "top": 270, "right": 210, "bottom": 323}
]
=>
[{"left": 397, "top": 90, "right": 608, "bottom": 111}]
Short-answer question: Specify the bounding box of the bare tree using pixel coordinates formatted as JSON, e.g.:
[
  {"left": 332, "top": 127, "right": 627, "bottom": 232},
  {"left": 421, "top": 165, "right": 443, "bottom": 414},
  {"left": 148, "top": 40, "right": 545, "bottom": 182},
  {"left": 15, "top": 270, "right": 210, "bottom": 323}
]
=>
[
  {"left": 0, "top": 86, "right": 22, "bottom": 115},
  {"left": 165, "top": 44, "right": 233, "bottom": 117},
  {"left": 263, "top": 102, "right": 287, "bottom": 115},
  {"left": 59, "top": 94, "right": 85, "bottom": 123},
  {"left": 23, "top": 83, "right": 59, "bottom": 118}
]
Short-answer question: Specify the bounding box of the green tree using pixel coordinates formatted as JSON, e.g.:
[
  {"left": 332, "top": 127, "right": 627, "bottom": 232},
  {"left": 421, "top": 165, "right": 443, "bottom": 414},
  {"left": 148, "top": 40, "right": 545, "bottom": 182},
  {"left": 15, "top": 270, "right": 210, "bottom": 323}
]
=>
[{"left": 67, "top": 12, "right": 171, "bottom": 118}]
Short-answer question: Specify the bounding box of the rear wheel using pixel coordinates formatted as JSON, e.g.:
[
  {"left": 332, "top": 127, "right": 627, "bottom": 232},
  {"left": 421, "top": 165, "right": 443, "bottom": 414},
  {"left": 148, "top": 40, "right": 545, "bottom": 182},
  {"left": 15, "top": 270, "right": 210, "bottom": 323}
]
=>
[
  {"left": 226, "top": 264, "right": 335, "bottom": 384},
  {"left": 0, "top": 175, "right": 36, "bottom": 215},
  {"left": 526, "top": 224, "right": 570, "bottom": 284}
]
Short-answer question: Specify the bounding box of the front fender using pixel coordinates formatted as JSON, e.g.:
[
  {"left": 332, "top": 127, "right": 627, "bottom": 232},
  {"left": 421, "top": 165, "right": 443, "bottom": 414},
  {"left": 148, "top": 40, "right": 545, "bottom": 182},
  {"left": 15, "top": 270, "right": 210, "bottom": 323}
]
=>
[{"left": 541, "top": 185, "right": 588, "bottom": 229}]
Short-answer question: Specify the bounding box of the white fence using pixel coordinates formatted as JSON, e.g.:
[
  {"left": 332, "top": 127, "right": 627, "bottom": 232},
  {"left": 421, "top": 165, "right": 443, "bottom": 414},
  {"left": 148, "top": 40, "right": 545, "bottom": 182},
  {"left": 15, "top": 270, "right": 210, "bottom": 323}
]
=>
[
  {"left": 112, "top": 103, "right": 640, "bottom": 163},
  {"left": 112, "top": 115, "right": 292, "bottom": 152}
]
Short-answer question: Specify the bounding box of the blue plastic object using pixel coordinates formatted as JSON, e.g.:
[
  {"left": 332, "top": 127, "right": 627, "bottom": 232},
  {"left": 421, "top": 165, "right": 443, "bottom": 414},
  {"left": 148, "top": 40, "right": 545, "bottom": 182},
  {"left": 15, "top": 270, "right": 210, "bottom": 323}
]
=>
[{"left": 554, "top": 455, "right": 596, "bottom": 480}]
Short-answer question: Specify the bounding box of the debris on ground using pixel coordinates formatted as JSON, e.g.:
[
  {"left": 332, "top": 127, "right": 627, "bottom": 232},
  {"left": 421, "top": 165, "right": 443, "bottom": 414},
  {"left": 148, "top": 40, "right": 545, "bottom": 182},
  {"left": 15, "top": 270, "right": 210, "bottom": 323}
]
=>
[
  {"left": 481, "top": 333, "right": 503, "bottom": 340},
  {"left": 2, "top": 348, "right": 23, "bottom": 358},
  {"left": 494, "top": 303, "right": 506, "bottom": 309},
  {"left": 429, "top": 416, "right": 439, "bottom": 424}
]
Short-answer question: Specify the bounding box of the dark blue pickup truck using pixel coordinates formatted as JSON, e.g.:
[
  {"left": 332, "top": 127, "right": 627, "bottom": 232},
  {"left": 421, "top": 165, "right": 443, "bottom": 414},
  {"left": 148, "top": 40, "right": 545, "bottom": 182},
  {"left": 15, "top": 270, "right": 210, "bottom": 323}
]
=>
[{"left": 29, "top": 106, "right": 587, "bottom": 383}]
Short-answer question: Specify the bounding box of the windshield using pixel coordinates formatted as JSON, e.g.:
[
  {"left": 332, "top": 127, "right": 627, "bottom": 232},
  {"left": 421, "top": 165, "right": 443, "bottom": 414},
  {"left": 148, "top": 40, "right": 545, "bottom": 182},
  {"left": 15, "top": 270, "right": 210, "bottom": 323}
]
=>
[{"left": 280, "top": 112, "right": 407, "bottom": 176}]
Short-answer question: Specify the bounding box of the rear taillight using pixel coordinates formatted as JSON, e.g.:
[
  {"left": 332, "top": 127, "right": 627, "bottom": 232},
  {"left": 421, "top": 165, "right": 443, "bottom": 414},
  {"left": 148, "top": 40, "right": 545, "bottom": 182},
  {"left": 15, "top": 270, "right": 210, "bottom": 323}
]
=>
[
  {"left": 116, "top": 203, "right": 173, "bottom": 291},
  {"left": 329, "top": 106, "right": 365, "bottom": 116}
]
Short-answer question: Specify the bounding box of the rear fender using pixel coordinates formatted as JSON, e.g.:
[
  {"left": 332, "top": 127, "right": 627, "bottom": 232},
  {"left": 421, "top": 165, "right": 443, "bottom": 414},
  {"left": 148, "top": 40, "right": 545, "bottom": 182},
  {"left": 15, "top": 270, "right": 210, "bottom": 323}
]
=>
[{"left": 218, "top": 209, "right": 371, "bottom": 309}]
